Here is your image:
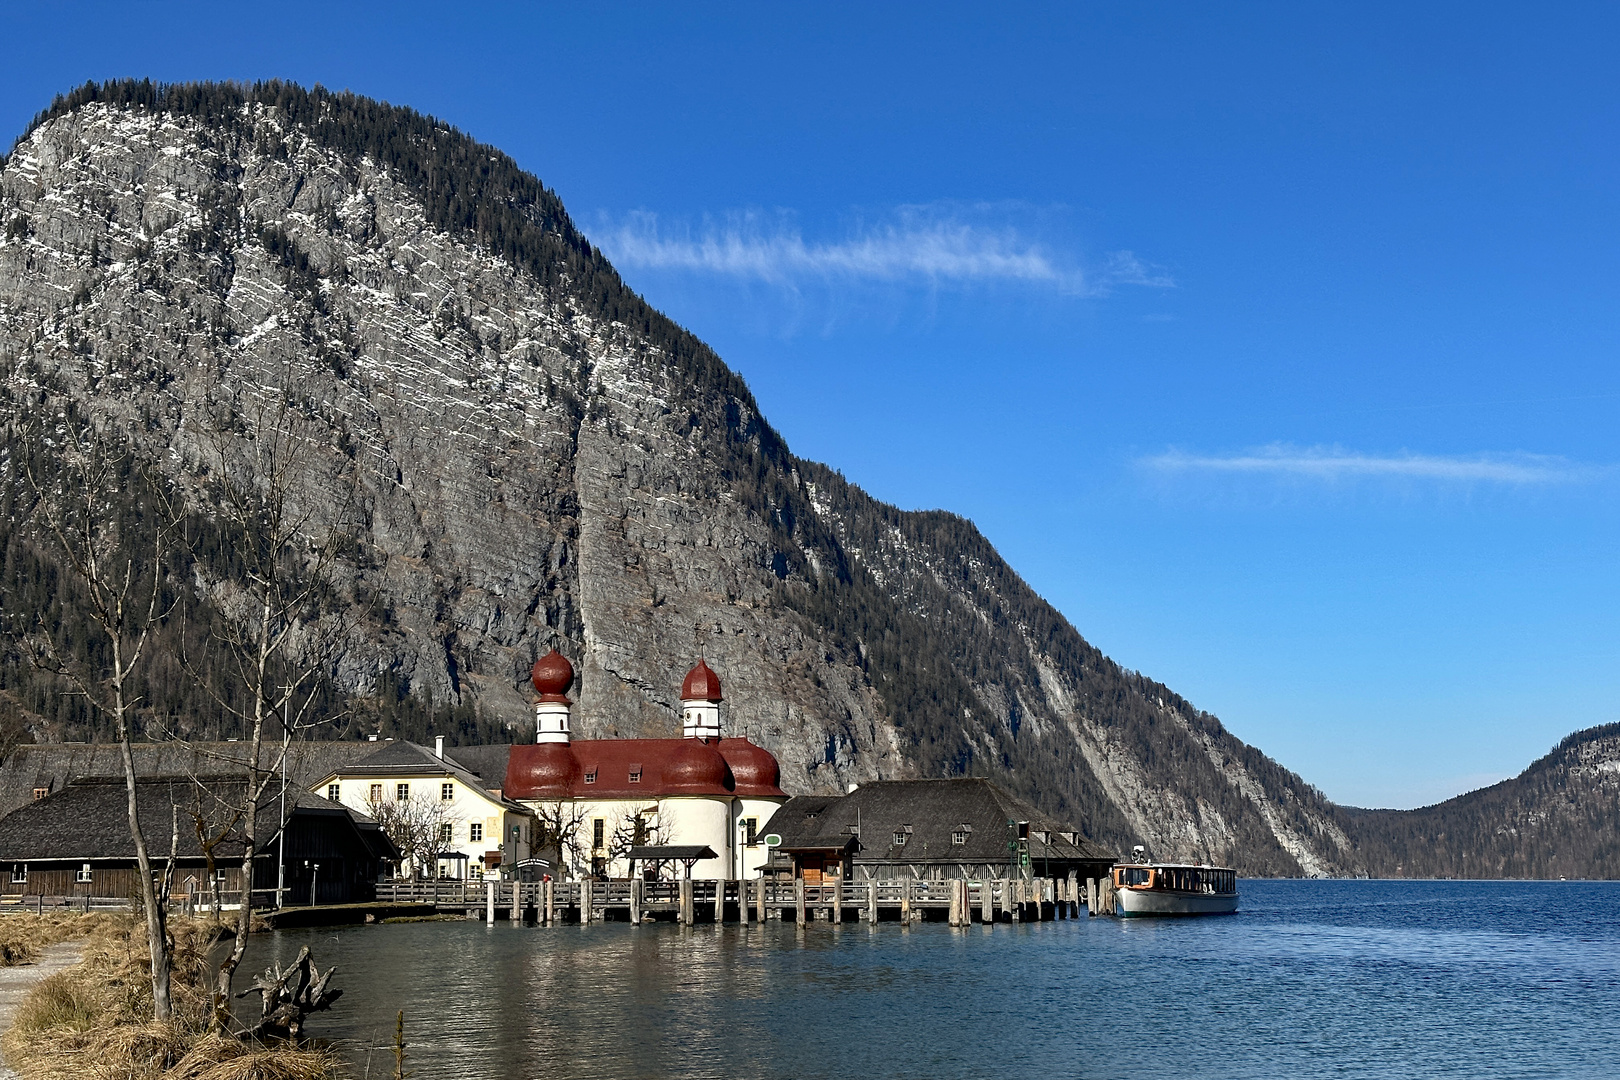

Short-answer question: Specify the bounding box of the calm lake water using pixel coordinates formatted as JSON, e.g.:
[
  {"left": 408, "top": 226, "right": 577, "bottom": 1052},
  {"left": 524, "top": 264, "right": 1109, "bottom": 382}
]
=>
[{"left": 243, "top": 880, "right": 1620, "bottom": 1079}]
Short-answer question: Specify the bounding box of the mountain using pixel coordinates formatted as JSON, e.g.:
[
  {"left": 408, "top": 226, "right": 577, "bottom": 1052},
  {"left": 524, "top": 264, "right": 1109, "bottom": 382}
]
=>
[
  {"left": 1339, "top": 723, "right": 1620, "bottom": 879},
  {"left": 0, "top": 81, "right": 1607, "bottom": 879}
]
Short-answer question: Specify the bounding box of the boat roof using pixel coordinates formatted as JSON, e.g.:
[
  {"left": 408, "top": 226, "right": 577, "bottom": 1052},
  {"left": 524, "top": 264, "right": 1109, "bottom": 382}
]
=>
[{"left": 1117, "top": 862, "right": 1236, "bottom": 872}]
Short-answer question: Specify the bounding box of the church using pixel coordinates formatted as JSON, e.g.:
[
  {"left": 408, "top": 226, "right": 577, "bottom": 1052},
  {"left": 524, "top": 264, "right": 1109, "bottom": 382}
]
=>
[{"left": 504, "top": 652, "right": 788, "bottom": 882}]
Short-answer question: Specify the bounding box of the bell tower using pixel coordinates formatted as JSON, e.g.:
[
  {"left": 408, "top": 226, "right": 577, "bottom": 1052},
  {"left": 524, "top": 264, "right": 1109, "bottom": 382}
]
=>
[
  {"left": 680, "top": 659, "right": 723, "bottom": 740},
  {"left": 531, "top": 650, "right": 574, "bottom": 744}
]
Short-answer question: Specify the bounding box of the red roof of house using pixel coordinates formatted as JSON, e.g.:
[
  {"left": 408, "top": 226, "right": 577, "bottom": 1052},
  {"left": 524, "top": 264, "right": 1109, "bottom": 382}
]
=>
[{"left": 506, "top": 737, "right": 783, "bottom": 800}]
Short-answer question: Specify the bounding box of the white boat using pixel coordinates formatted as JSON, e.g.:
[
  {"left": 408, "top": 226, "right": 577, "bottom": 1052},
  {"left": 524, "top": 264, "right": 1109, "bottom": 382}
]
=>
[{"left": 1112, "top": 862, "right": 1239, "bottom": 916}]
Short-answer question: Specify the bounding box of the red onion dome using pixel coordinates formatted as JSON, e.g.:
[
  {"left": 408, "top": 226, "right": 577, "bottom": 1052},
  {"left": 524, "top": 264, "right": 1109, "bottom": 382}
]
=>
[
  {"left": 505, "top": 743, "right": 579, "bottom": 799},
  {"left": 681, "top": 659, "right": 723, "bottom": 702},
  {"left": 718, "top": 738, "right": 784, "bottom": 797},
  {"left": 661, "top": 738, "right": 733, "bottom": 794},
  {"left": 531, "top": 650, "right": 574, "bottom": 702}
]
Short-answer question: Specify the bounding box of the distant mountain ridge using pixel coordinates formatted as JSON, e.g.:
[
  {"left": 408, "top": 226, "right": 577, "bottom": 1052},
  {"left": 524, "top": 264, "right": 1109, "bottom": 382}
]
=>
[{"left": 0, "top": 80, "right": 1611, "bottom": 878}]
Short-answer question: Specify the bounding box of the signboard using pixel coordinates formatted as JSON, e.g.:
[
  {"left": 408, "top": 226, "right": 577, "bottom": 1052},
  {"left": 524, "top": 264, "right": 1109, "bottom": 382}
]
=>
[{"left": 763, "top": 833, "right": 783, "bottom": 848}]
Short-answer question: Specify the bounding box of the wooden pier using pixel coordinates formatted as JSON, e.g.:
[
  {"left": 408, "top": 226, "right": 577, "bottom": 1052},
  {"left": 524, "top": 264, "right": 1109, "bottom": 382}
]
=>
[{"left": 371, "top": 873, "right": 1119, "bottom": 925}]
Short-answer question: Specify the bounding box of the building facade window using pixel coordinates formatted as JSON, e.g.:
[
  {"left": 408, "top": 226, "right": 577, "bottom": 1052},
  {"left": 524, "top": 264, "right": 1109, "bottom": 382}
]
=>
[
  {"left": 441, "top": 782, "right": 454, "bottom": 801},
  {"left": 10, "top": 863, "right": 25, "bottom": 884},
  {"left": 469, "top": 822, "right": 483, "bottom": 843},
  {"left": 369, "top": 783, "right": 383, "bottom": 803},
  {"left": 744, "top": 818, "right": 758, "bottom": 846},
  {"left": 592, "top": 818, "right": 605, "bottom": 851},
  {"left": 76, "top": 863, "right": 92, "bottom": 884},
  {"left": 327, "top": 783, "right": 340, "bottom": 801},
  {"left": 439, "top": 823, "right": 453, "bottom": 845},
  {"left": 396, "top": 783, "right": 410, "bottom": 802}
]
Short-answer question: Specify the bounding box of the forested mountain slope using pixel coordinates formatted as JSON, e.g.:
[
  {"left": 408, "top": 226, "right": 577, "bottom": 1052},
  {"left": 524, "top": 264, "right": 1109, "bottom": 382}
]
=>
[
  {"left": 1339, "top": 723, "right": 1620, "bottom": 879},
  {"left": 0, "top": 81, "right": 1600, "bottom": 878}
]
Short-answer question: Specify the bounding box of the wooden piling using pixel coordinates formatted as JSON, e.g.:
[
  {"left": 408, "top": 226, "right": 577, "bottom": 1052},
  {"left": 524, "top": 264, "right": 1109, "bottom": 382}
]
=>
[
  {"left": 486, "top": 880, "right": 497, "bottom": 923},
  {"left": 792, "top": 878, "right": 805, "bottom": 924},
  {"left": 832, "top": 877, "right": 843, "bottom": 924},
  {"left": 714, "top": 879, "right": 725, "bottom": 923},
  {"left": 581, "top": 879, "right": 593, "bottom": 923},
  {"left": 756, "top": 878, "right": 768, "bottom": 923},
  {"left": 948, "top": 881, "right": 960, "bottom": 926},
  {"left": 630, "top": 878, "right": 642, "bottom": 923},
  {"left": 679, "top": 878, "right": 693, "bottom": 925},
  {"left": 899, "top": 880, "right": 911, "bottom": 923},
  {"left": 980, "top": 879, "right": 993, "bottom": 923},
  {"left": 867, "top": 879, "right": 878, "bottom": 923}
]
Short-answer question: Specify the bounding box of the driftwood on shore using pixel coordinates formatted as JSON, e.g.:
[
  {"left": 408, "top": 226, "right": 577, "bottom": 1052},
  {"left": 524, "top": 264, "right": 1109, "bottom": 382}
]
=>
[{"left": 236, "top": 945, "right": 343, "bottom": 1041}]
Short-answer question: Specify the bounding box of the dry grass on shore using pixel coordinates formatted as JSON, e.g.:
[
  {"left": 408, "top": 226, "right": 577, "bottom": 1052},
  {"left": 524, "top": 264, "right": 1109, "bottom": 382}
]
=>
[
  {"left": 0, "top": 911, "right": 105, "bottom": 967},
  {"left": 1, "top": 914, "right": 346, "bottom": 1080}
]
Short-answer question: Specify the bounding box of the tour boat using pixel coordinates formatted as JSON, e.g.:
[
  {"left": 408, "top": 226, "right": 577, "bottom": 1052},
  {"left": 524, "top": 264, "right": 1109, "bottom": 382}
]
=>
[{"left": 1112, "top": 861, "right": 1239, "bottom": 916}]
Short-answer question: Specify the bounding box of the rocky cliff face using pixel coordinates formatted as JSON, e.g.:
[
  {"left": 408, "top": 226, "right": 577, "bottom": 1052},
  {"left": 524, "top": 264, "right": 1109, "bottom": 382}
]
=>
[{"left": 2, "top": 83, "right": 1362, "bottom": 875}]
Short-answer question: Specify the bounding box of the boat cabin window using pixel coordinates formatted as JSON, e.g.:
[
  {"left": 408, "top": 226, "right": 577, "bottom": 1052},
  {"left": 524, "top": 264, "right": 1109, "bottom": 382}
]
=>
[{"left": 1117, "top": 866, "right": 1152, "bottom": 886}]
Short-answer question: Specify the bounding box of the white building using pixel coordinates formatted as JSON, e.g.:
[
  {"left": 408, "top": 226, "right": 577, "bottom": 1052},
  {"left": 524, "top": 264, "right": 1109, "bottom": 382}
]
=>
[
  {"left": 505, "top": 652, "right": 789, "bottom": 881},
  {"left": 314, "top": 739, "right": 536, "bottom": 881}
]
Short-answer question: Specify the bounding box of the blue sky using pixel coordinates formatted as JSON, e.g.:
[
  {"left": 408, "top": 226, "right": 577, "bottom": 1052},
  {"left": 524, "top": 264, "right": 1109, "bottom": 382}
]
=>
[{"left": 6, "top": 3, "right": 1617, "bottom": 808}]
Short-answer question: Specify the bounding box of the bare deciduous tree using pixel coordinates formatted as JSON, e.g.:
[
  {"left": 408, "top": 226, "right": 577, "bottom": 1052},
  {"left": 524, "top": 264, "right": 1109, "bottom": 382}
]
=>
[
  {"left": 10, "top": 411, "right": 180, "bottom": 1020},
  {"left": 181, "top": 363, "right": 354, "bottom": 1022},
  {"left": 365, "top": 792, "right": 455, "bottom": 880},
  {"left": 530, "top": 800, "right": 592, "bottom": 880}
]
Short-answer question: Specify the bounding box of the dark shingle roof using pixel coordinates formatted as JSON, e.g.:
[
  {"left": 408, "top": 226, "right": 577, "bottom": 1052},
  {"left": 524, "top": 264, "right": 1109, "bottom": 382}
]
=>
[
  {"left": 762, "top": 779, "right": 1115, "bottom": 867},
  {"left": 0, "top": 741, "right": 386, "bottom": 819},
  {"left": 0, "top": 776, "right": 378, "bottom": 862}
]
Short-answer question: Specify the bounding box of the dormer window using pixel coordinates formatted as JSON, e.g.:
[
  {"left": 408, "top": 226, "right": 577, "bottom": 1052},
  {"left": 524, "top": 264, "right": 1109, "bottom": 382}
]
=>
[
  {"left": 893, "top": 831, "right": 907, "bottom": 846},
  {"left": 628, "top": 766, "right": 642, "bottom": 783},
  {"left": 31, "top": 787, "right": 48, "bottom": 801},
  {"left": 952, "top": 830, "right": 968, "bottom": 845},
  {"left": 584, "top": 768, "right": 597, "bottom": 784}
]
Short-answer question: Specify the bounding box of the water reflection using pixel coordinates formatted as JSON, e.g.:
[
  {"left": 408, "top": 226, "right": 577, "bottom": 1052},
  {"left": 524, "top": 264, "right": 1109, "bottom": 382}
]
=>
[{"left": 243, "top": 881, "right": 1620, "bottom": 1080}]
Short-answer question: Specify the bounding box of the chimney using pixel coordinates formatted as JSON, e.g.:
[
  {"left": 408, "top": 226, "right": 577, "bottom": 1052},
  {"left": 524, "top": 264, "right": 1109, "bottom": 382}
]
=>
[{"left": 435, "top": 735, "right": 445, "bottom": 760}]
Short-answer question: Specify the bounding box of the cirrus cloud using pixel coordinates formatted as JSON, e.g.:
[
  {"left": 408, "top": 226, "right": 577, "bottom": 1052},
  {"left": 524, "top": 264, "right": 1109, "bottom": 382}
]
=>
[
  {"left": 591, "top": 205, "right": 1172, "bottom": 297},
  {"left": 1141, "top": 445, "right": 1600, "bottom": 485}
]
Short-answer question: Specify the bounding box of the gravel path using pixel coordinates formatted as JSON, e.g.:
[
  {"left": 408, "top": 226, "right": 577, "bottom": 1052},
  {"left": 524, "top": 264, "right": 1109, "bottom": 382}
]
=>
[{"left": 0, "top": 942, "right": 84, "bottom": 1080}]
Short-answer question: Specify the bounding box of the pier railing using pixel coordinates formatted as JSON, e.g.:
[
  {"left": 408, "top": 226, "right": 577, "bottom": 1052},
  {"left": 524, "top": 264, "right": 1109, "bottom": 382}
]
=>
[{"left": 370, "top": 871, "right": 1106, "bottom": 925}]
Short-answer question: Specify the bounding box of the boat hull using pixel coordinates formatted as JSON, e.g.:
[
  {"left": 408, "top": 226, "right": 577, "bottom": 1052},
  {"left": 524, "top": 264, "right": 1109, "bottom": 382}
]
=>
[{"left": 1116, "top": 887, "right": 1239, "bottom": 917}]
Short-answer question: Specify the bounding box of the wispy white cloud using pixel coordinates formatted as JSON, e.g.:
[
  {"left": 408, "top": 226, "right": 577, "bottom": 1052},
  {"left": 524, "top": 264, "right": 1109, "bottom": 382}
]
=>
[
  {"left": 592, "top": 206, "right": 1171, "bottom": 296},
  {"left": 1141, "top": 445, "right": 1598, "bottom": 485}
]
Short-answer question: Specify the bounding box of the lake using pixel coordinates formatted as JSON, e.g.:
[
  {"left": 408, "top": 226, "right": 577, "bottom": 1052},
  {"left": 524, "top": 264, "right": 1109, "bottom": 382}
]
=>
[{"left": 243, "top": 880, "right": 1620, "bottom": 1079}]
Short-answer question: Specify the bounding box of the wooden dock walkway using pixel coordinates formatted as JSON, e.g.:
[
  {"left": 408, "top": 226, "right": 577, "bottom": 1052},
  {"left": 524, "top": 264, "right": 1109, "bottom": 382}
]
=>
[{"left": 372, "top": 873, "right": 1117, "bottom": 925}]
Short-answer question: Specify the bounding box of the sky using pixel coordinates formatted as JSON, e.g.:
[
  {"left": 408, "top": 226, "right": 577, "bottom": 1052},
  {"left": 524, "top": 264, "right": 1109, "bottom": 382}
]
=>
[{"left": 4, "top": 3, "right": 1617, "bottom": 808}]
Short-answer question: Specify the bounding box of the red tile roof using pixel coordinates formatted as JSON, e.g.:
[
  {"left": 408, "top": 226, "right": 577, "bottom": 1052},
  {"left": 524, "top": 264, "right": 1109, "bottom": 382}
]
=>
[{"left": 506, "top": 737, "right": 784, "bottom": 800}]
